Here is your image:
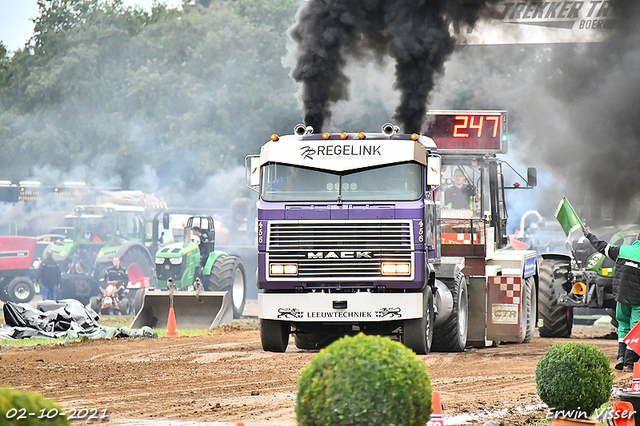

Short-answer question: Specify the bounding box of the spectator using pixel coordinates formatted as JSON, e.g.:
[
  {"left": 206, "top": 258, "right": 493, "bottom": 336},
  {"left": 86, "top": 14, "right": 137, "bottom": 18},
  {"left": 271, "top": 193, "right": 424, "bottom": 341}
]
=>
[{"left": 37, "top": 250, "right": 61, "bottom": 301}]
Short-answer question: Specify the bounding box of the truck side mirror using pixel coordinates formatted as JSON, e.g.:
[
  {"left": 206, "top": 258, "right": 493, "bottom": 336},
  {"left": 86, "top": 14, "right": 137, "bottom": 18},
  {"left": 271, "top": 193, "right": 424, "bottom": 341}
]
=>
[
  {"left": 527, "top": 167, "right": 537, "bottom": 188},
  {"left": 426, "top": 155, "right": 441, "bottom": 187},
  {"left": 245, "top": 155, "right": 261, "bottom": 192}
]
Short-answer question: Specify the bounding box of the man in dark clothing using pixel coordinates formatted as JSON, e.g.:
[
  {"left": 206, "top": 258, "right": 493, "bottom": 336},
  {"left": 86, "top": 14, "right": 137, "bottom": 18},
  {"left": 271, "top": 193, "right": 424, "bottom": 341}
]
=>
[
  {"left": 192, "top": 227, "right": 211, "bottom": 267},
  {"left": 584, "top": 225, "right": 640, "bottom": 372},
  {"left": 444, "top": 169, "right": 475, "bottom": 209},
  {"left": 37, "top": 250, "right": 61, "bottom": 301},
  {"left": 100, "top": 257, "right": 129, "bottom": 300}
]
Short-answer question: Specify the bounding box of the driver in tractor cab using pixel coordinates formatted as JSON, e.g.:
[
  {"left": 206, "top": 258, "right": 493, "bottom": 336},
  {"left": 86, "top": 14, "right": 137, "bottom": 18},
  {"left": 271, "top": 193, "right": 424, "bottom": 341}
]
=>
[
  {"left": 100, "top": 257, "right": 129, "bottom": 301},
  {"left": 444, "top": 168, "right": 478, "bottom": 209},
  {"left": 192, "top": 227, "right": 210, "bottom": 267}
]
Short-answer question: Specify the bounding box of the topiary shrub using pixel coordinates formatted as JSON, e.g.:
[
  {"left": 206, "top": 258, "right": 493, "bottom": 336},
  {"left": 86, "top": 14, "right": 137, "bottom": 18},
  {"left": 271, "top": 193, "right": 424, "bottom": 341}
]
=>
[
  {"left": 535, "top": 342, "right": 613, "bottom": 418},
  {"left": 296, "top": 333, "right": 432, "bottom": 426},
  {"left": 0, "top": 387, "right": 71, "bottom": 426}
]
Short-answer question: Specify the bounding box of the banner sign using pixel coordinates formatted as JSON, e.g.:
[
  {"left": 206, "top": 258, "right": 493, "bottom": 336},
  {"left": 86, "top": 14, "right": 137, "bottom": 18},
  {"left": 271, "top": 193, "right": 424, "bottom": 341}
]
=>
[{"left": 453, "top": 1, "right": 613, "bottom": 45}]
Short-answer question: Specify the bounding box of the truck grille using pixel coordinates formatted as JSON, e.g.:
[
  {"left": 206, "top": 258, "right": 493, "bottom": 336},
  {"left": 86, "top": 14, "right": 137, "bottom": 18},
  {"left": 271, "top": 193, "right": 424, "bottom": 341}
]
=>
[{"left": 267, "top": 220, "right": 413, "bottom": 281}]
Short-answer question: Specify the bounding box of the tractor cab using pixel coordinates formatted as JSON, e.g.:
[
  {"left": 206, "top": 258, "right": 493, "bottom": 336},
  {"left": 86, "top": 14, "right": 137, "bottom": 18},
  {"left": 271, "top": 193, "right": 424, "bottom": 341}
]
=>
[{"left": 186, "top": 216, "right": 216, "bottom": 264}]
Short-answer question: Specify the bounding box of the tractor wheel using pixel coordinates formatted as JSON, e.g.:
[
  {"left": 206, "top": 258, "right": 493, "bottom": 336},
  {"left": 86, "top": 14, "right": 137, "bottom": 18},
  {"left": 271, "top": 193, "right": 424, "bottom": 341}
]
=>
[
  {"left": 8, "top": 277, "right": 35, "bottom": 304},
  {"left": 402, "top": 285, "right": 434, "bottom": 355},
  {"left": 432, "top": 272, "right": 468, "bottom": 352},
  {"left": 539, "top": 259, "right": 573, "bottom": 338},
  {"left": 206, "top": 255, "right": 246, "bottom": 318},
  {"left": 120, "top": 298, "right": 131, "bottom": 316},
  {"left": 89, "top": 296, "right": 101, "bottom": 313},
  {"left": 119, "top": 245, "right": 156, "bottom": 289},
  {"left": 261, "top": 319, "right": 290, "bottom": 352},
  {"left": 134, "top": 288, "right": 145, "bottom": 314},
  {"left": 0, "top": 282, "right": 11, "bottom": 302},
  {"left": 606, "top": 308, "right": 619, "bottom": 329},
  {"left": 523, "top": 276, "right": 537, "bottom": 343}
]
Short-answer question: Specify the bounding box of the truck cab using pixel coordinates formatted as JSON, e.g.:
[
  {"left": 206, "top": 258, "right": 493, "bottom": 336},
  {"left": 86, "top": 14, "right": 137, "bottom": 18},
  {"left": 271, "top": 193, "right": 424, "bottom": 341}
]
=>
[{"left": 247, "top": 125, "right": 442, "bottom": 353}]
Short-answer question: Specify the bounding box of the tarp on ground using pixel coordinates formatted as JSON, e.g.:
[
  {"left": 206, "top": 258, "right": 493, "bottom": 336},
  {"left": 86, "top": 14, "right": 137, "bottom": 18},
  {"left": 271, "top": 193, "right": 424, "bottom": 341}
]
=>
[{"left": 0, "top": 299, "right": 157, "bottom": 341}]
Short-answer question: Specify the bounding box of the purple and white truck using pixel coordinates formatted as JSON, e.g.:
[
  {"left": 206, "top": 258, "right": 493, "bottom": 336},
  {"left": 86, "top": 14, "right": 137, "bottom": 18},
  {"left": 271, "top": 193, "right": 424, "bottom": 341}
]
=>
[{"left": 245, "top": 111, "right": 539, "bottom": 354}]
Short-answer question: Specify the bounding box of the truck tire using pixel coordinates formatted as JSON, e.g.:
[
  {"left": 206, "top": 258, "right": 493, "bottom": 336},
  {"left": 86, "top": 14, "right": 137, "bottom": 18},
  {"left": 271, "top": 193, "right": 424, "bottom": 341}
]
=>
[
  {"left": 523, "top": 276, "right": 536, "bottom": 343},
  {"left": 119, "top": 245, "right": 156, "bottom": 288},
  {"left": 261, "top": 319, "right": 290, "bottom": 352},
  {"left": 432, "top": 272, "right": 468, "bottom": 352},
  {"left": 207, "top": 255, "right": 246, "bottom": 319},
  {"left": 402, "top": 285, "right": 434, "bottom": 355},
  {"left": 8, "top": 277, "right": 35, "bottom": 303},
  {"left": 539, "top": 259, "right": 573, "bottom": 338}
]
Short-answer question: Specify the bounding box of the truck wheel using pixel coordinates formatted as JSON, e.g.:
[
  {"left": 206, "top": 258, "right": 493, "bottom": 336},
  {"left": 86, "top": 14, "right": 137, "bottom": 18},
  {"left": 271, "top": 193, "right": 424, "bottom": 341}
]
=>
[
  {"left": 432, "top": 272, "right": 468, "bottom": 352},
  {"left": 402, "top": 285, "right": 434, "bottom": 355},
  {"left": 8, "top": 277, "right": 35, "bottom": 303},
  {"left": 119, "top": 245, "right": 156, "bottom": 288},
  {"left": 539, "top": 259, "right": 573, "bottom": 338},
  {"left": 261, "top": 319, "right": 290, "bottom": 352},
  {"left": 523, "top": 276, "right": 536, "bottom": 343},
  {"left": 208, "top": 255, "right": 246, "bottom": 319}
]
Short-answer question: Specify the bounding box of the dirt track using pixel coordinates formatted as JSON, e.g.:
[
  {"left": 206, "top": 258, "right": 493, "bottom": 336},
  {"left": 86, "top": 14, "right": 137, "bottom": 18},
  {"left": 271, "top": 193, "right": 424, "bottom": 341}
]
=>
[{"left": 0, "top": 320, "right": 632, "bottom": 426}]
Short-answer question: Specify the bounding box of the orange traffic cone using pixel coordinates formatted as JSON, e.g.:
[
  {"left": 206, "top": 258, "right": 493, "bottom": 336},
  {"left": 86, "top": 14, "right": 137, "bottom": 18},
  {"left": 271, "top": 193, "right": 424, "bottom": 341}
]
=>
[
  {"left": 612, "top": 400, "right": 635, "bottom": 426},
  {"left": 427, "top": 391, "right": 444, "bottom": 426},
  {"left": 165, "top": 306, "right": 180, "bottom": 338},
  {"left": 632, "top": 362, "right": 640, "bottom": 393}
]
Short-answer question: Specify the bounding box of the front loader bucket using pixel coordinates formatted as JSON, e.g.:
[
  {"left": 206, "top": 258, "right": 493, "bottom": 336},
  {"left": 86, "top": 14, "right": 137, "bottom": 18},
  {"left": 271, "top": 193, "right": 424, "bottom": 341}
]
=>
[{"left": 131, "top": 289, "right": 233, "bottom": 330}]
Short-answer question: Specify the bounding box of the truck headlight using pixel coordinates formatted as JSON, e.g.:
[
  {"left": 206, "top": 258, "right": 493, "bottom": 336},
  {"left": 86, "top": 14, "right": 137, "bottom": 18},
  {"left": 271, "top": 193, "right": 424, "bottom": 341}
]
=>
[
  {"left": 586, "top": 253, "right": 602, "bottom": 269},
  {"left": 381, "top": 262, "right": 411, "bottom": 275},
  {"left": 155, "top": 257, "right": 164, "bottom": 265},
  {"left": 270, "top": 264, "right": 297, "bottom": 275},
  {"left": 169, "top": 257, "right": 183, "bottom": 265}
]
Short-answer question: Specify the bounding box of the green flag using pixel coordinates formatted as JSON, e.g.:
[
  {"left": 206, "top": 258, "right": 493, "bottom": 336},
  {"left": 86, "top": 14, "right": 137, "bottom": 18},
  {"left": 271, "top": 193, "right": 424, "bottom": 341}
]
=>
[{"left": 554, "top": 196, "right": 583, "bottom": 236}]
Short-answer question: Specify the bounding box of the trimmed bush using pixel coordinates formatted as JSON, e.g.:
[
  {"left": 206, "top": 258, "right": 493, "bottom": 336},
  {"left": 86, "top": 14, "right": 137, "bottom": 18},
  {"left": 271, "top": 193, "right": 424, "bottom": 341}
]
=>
[
  {"left": 296, "top": 333, "right": 432, "bottom": 426},
  {"left": 535, "top": 342, "right": 613, "bottom": 417},
  {"left": 0, "top": 387, "right": 71, "bottom": 426}
]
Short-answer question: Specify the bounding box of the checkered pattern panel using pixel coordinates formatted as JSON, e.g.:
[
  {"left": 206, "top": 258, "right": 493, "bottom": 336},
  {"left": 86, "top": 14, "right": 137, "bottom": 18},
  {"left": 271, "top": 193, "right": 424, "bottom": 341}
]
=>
[
  {"left": 440, "top": 233, "right": 480, "bottom": 245},
  {"left": 491, "top": 276, "right": 522, "bottom": 305}
]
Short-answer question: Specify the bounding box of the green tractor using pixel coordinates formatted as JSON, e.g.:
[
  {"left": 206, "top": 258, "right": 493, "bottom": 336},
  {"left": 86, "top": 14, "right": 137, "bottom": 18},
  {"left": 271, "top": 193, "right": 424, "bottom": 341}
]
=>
[
  {"left": 46, "top": 203, "right": 168, "bottom": 310},
  {"left": 539, "top": 224, "right": 640, "bottom": 337},
  {"left": 151, "top": 216, "right": 247, "bottom": 319}
]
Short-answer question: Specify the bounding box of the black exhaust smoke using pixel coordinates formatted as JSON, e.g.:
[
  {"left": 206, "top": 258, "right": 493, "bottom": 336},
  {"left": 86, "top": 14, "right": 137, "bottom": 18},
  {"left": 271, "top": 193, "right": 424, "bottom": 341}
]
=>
[{"left": 289, "top": 0, "right": 498, "bottom": 133}]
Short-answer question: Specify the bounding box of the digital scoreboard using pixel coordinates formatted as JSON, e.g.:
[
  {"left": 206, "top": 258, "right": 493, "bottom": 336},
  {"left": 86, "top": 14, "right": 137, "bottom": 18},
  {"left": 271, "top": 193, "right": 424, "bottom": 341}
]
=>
[{"left": 425, "top": 110, "right": 507, "bottom": 154}]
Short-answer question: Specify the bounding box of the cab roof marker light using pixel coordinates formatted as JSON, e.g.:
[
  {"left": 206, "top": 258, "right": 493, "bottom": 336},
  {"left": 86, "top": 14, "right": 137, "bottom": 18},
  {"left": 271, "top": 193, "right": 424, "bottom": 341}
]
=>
[
  {"left": 322, "top": 133, "right": 330, "bottom": 140},
  {"left": 340, "top": 132, "right": 348, "bottom": 140},
  {"left": 270, "top": 134, "right": 279, "bottom": 141},
  {"left": 358, "top": 132, "right": 366, "bottom": 139},
  {"left": 411, "top": 133, "right": 419, "bottom": 140}
]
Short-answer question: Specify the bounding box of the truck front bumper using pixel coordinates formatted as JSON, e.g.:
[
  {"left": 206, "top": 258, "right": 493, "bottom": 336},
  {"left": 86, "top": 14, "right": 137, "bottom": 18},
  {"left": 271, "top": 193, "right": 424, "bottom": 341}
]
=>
[{"left": 258, "top": 292, "right": 423, "bottom": 322}]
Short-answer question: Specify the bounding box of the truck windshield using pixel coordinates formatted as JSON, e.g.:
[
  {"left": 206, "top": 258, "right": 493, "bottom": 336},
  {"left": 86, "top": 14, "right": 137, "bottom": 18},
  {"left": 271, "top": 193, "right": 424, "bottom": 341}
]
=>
[{"left": 261, "top": 162, "right": 422, "bottom": 202}]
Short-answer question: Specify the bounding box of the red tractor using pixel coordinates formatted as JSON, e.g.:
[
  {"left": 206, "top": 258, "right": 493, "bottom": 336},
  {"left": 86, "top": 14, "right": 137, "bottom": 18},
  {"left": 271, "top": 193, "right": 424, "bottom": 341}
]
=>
[{"left": 0, "top": 236, "right": 38, "bottom": 303}]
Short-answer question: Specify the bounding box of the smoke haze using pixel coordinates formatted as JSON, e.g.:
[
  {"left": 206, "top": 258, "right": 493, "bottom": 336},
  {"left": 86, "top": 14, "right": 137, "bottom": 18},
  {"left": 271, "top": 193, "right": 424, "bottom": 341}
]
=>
[
  {"left": 288, "top": 0, "right": 500, "bottom": 133},
  {"left": 288, "top": 0, "right": 640, "bottom": 228}
]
